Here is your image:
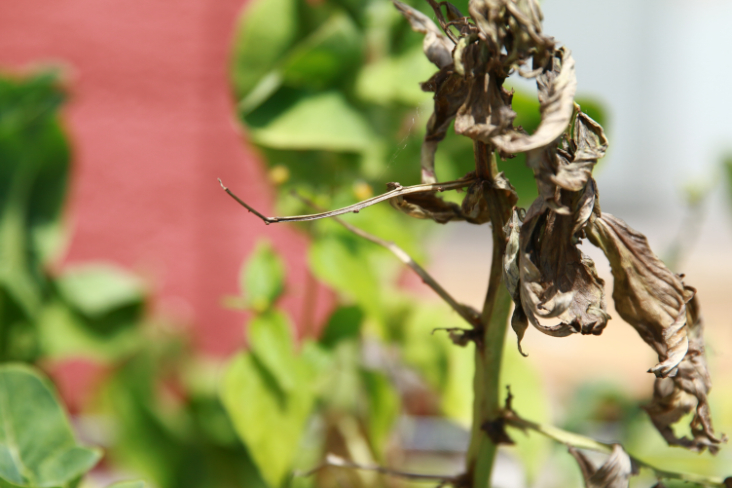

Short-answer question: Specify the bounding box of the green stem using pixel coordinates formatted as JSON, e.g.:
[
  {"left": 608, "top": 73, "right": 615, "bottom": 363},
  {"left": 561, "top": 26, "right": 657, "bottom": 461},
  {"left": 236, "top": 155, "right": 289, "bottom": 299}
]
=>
[{"left": 465, "top": 141, "right": 514, "bottom": 487}]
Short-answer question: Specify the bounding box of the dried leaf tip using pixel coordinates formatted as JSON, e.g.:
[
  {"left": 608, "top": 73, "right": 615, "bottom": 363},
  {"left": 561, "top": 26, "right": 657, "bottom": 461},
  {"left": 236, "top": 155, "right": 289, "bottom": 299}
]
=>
[{"left": 569, "top": 444, "right": 636, "bottom": 488}]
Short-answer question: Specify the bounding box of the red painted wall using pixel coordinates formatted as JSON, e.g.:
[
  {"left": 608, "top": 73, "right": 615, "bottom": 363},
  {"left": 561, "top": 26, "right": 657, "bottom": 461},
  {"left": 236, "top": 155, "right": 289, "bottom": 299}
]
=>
[{"left": 0, "top": 0, "right": 329, "bottom": 356}]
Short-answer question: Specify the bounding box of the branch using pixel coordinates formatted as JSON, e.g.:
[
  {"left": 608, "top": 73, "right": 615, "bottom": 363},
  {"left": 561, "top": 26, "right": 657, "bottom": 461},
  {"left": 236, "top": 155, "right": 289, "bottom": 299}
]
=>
[
  {"left": 503, "top": 403, "right": 728, "bottom": 487},
  {"left": 293, "top": 192, "right": 480, "bottom": 328},
  {"left": 218, "top": 176, "right": 475, "bottom": 224},
  {"left": 297, "top": 454, "right": 461, "bottom": 486}
]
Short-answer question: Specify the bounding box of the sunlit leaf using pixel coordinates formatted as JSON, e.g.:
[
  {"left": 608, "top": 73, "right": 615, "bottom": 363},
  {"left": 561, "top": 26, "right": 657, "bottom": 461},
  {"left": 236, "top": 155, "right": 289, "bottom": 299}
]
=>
[
  {"left": 318, "top": 306, "right": 363, "bottom": 349},
  {"left": 308, "top": 235, "right": 382, "bottom": 322},
  {"left": 0, "top": 364, "right": 101, "bottom": 487},
  {"left": 241, "top": 241, "right": 285, "bottom": 312},
  {"left": 282, "top": 13, "right": 363, "bottom": 90},
  {"left": 55, "top": 264, "right": 144, "bottom": 318},
  {"left": 222, "top": 313, "right": 319, "bottom": 488},
  {"left": 247, "top": 91, "right": 376, "bottom": 152},
  {"left": 231, "top": 0, "right": 297, "bottom": 100},
  {"left": 361, "top": 370, "right": 399, "bottom": 459}
]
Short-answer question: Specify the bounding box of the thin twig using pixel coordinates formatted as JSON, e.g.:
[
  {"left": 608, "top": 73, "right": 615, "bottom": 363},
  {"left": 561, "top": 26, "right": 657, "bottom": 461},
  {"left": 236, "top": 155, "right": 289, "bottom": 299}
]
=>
[
  {"left": 293, "top": 192, "right": 481, "bottom": 328},
  {"left": 504, "top": 408, "right": 728, "bottom": 487},
  {"left": 297, "top": 454, "right": 461, "bottom": 485},
  {"left": 218, "top": 176, "right": 474, "bottom": 224},
  {"left": 425, "top": 0, "right": 458, "bottom": 43}
]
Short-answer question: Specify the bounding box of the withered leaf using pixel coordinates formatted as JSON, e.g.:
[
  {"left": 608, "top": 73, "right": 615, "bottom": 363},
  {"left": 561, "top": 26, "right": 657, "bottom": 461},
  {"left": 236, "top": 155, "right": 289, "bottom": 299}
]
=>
[
  {"left": 492, "top": 47, "right": 577, "bottom": 154},
  {"left": 527, "top": 108, "right": 608, "bottom": 212},
  {"left": 503, "top": 209, "right": 529, "bottom": 356},
  {"left": 517, "top": 180, "right": 609, "bottom": 338},
  {"left": 392, "top": 1, "right": 455, "bottom": 69},
  {"left": 420, "top": 67, "right": 469, "bottom": 183},
  {"left": 644, "top": 295, "right": 726, "bottom": 453},
  {"left": 454, "top": 74, "right": 517, "bottom": 143},
  {"left": 387, "top": 182, "right": 465, "bottom": 224},
  {"left": 586, "top": 214, "right": 691, "bottom": 378},
  {"left": 468, "top": 0, "right": 552, "bottom": 59},
  {"left": 568, "top": 445, "right": 635, "bottom": 488}
]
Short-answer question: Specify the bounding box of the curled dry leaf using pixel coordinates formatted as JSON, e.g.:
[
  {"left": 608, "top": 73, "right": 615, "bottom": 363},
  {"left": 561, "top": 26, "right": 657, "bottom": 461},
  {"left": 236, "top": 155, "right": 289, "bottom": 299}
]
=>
[
  {"left": 585, "top": 214, "right": 692, "bottom": 378},
  {"left": 387, "top": 182, "right": 465, "bottom": 224},
  {"left": 568, "top": 445, "right": 635, "bottom": 488},
  {"left": 420, "top": 67, "right": 469, "bottom": 183},
  {"left": 643, "top": 295, "right": 725, "bottom": 453},
  {"left": 527, "top": 108, "right": 608, "bottom": 211},
  {"left": 516, "top": 180, "right": 608, "bottom": 340},
  {"left": 503, "top": 208, "right": 529, "bottom": 356},
  {"left": 392, "top": 1, "right": 455, "bottom": 69},
  {"left": 492, "top": 47, "right": 577, "bottom": 155},
  {"left": 468, "top": 0, "right": 552, "bottom": 59},
  {"left": 454, "top": 73, "right": 516, "bottom": 143}
]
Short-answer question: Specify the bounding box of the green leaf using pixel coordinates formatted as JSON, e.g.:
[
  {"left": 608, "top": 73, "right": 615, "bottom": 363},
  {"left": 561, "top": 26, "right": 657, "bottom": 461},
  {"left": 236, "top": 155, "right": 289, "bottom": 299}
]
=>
[
  {"left": 231, "top": 0, "right": 297, "bottom": 101},
  {"left": 222, "top": 313, "right": 320, "bottom": 487},
  {"left": 318, "top": 306, "right": 363, "bottom": 349},
  {"left": 361, "top": 370, "right": 399, "bottom": 459},
  {"left": 247, "top": 91, "right": 376, "bottom": 152},
  {"left": 308, "top": 235, "right": 382, "bottom": 324},
  {"left": 0, "top": 364, "right": 101, "bottom": 487},
  {"left": 355, "top": 45, "right": 435, "bottom": 106},
  {"left": 55, "top": 264, "right": 144, "bottom": 318},
  {"left": 36, "top": 301, "right": 141, "bottom": 362},
  {"left": 106, "top": 481, "right": 145, "bottom": 488},
  {"left": 247, "top": 311, "right": 297, "bottom": 392},
  {"left": 241, "top": 241, "right": 285, "bottom": 312},
  {"left": 281, "top": 13, "right": 363, "bottom": 90}
]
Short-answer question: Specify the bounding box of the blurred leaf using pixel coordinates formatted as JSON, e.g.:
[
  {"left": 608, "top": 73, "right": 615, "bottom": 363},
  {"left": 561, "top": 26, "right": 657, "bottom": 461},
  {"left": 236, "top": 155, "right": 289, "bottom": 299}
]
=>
[
  {"left": 241, "top": 242, "right": 285, "bottom": 312},
  {"left": 36, "top": 301, "right": 141, "bottom": 362},
  {"left": 282, "top": 13, "right": 363, "bottom": 90},
  {"left": 55, "top": 264, "right": 144, "bottom": 318},
  {"left": 401, "top": 304, "right": 452, "bottom": 393},
  {"left": 222, "top": 312, "right": 319, "bottom": 488},
  {"left": 231, "top": 0, "right": 297, "bottom": 101},
  {"left": 499, "top": 333, "right": 551, "bottom": 482},
  {"left": 106, "top": 481, "right": 145, "bottom": 488},
  {"left": 318, "top": 306, "right": 363, "bottom": 349},
  {"left": 308, "top": 235, "right": 382, "bottom": 323},
  {"left": 356, "top": 45, "right": 435, "bottom": 106},
  {"left": 247, "top": 91, "right": 376, "bottom": 152},
  {"left": 361, "top": 370, "right": 399, "bottom": 459},
  {"left": 248, "top": 311, "right": 297, "bottom": 392},
  {"left": 0, "top": 72, "right": 70, "bottom": 321},
  {"left": 0, "top": 364, "right": 101, "bottom": 487}
]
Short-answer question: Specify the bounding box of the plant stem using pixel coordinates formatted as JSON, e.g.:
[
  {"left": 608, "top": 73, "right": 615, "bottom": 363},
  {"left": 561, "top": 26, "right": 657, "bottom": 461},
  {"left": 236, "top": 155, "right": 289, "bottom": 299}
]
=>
[{"left": 465, "top": 142, "right": 514, "bottom": 487}]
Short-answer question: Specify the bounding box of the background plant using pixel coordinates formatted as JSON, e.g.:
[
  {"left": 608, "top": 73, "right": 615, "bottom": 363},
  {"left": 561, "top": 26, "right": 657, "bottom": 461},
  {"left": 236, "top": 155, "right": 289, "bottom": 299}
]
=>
[{"left": 2, "top": 0, "right": 732, "bottom": 487}]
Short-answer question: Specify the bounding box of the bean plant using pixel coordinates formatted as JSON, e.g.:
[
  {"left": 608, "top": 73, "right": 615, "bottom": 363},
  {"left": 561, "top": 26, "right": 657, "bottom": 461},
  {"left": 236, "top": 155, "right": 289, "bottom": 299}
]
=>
[{"left": 223, "top": 0, "right": 728, "bottom": 486}]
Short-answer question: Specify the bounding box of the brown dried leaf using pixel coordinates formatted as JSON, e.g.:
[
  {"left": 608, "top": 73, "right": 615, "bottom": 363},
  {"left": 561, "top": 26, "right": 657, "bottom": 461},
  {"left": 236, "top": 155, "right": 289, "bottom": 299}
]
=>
[
  {"left": 517, "top": 180, "right": 609, "bottom": 338},
  {"left": 643, "top": 295, "right": 726, "bottom": 453},
  {"left": 420, "top": 67, "right": 469, "bottom": 183},
  {"left": 503, "top": 209, "right": 529, "bottom": 356},
  {"left": 454, "top": 74, "right": 517, "bottom": 143},
  {"left": 392, "top": 1, "right": 455, "bottom": 68},
  {"left": 585, "top": 214, "right": 692, "bottom": 378},
  {"left": 568, "top": 445, "right": 634, "bottom": 488},
  {"left": 468, "top": 0, "right": 552, "bottom": 58},
  {"left": 527, "top": 108, "right": 608, "bottom": 211},
  {"left": 492, "top": 47, "right": 577, "bottom": 154},
  {"left": 387, "top": 182, "right": 465, "bottom": 224}
]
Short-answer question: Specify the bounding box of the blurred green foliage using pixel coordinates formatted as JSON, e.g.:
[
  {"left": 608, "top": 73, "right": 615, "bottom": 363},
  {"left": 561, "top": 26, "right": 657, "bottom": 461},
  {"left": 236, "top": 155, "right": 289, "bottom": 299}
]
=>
[{"left": 7, "top": 0, "right": 730, "bottom": 486}]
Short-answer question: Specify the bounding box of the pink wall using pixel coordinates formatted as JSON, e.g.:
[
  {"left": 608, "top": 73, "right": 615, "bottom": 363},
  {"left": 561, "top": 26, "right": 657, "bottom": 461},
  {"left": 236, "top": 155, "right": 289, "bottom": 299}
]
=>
[{"left": 0, "top": 0, "right": 329, "bottom": 356}]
